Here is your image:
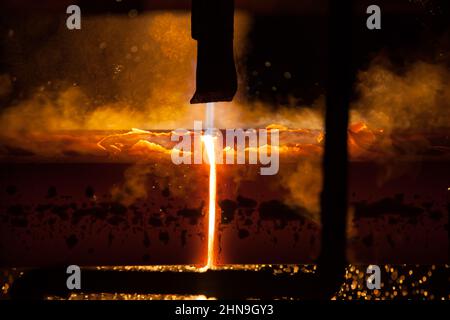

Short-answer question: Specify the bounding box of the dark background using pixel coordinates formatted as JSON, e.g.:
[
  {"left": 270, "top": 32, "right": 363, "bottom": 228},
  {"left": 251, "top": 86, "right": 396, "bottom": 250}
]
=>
[{"left": 0, "top": 0, "right": 449, "bottom": 108}]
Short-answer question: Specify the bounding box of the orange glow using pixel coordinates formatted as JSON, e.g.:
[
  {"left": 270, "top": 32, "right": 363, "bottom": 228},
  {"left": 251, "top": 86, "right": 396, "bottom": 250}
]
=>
[{"left": 201, "top": 134, "right": 217, "bottom": 270}]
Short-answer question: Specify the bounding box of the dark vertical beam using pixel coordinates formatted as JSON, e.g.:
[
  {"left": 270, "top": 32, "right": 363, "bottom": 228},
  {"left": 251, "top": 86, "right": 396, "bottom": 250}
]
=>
[
  {"left": 190, "top": 0, "right": 237, "bottom": 103},
  {"left": 318, "top": 0, "right": 353, "bottom": 293}
]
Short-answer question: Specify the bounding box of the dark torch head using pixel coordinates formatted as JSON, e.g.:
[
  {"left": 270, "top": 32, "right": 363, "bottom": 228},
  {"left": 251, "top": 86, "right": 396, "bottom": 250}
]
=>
[{"left": 190, "top": 0, "right": 238, "bottom": 104}]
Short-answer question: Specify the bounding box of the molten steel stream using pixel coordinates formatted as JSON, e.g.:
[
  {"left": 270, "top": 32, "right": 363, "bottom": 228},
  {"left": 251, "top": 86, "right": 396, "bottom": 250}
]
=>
[{"left": 202, "top": 102, "right": 217, "bottom": 270}]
